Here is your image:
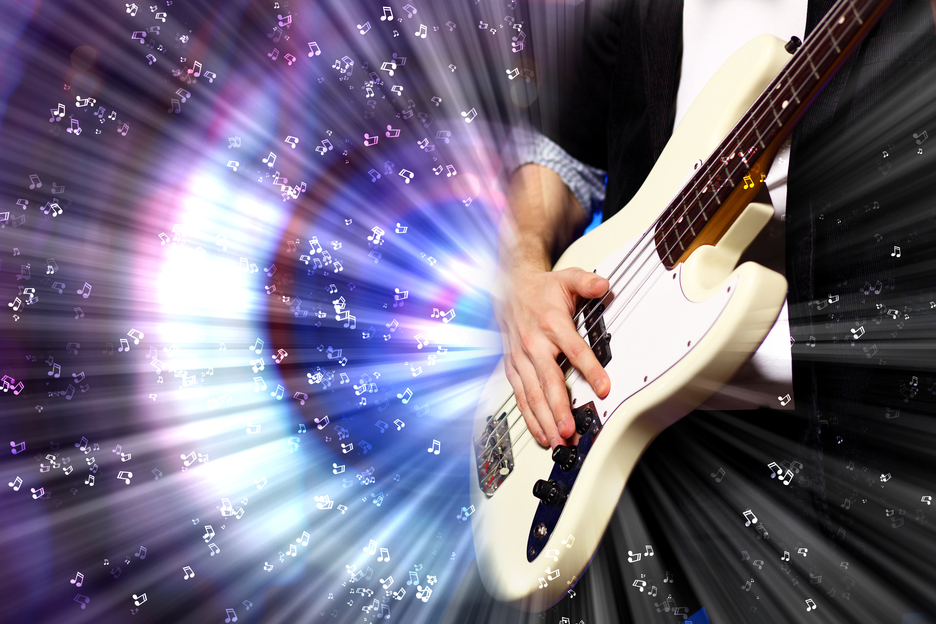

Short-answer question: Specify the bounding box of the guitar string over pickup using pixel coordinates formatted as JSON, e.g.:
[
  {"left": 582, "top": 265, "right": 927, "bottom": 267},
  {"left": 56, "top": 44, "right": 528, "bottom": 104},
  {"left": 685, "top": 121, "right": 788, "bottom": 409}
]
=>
[{"left": 582, "top": 298, "right": 612, "bottom": 368}]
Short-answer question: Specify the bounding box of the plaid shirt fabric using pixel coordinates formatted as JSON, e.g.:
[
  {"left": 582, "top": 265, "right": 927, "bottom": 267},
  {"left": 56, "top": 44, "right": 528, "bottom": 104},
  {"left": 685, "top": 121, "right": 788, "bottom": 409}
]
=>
[{"left": 503, "top": 127, "right": 608, "bottom": 217}]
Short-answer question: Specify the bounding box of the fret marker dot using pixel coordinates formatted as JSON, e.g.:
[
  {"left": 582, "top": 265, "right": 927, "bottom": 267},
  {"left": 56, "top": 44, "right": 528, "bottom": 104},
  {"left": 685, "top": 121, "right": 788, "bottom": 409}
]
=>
[{"left": 782, "top": 100, "right": 789, "bottom": 109}]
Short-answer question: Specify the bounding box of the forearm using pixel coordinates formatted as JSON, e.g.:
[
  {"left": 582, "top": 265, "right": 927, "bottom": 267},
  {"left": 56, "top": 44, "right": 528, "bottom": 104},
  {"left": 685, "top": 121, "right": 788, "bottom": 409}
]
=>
[{"left": 499, "top": 163, "right": 590, "bottom": 273}]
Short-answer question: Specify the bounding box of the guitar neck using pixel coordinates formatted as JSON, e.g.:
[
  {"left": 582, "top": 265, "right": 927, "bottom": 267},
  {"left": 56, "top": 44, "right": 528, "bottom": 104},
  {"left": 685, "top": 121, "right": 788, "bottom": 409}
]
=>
[{"left": 656, "top": 0, "right": 895, "bottom": 268}]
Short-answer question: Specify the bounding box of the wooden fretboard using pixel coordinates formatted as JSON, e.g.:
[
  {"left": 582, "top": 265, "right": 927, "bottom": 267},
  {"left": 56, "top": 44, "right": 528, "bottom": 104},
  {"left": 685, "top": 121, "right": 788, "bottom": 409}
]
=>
[{"left": 655, "top": 0, "right": 895, "bottom": 268}]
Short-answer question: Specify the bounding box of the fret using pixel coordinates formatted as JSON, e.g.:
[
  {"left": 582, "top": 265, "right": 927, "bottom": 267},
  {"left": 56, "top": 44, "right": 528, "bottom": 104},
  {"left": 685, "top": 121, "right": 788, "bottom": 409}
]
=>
[
  {"left": 697, "top": 195, "right": 708, "bottom": 220},
  {"left": 851, "top": 0, "right": 864, "bottom": 24},
  {"left": 808, "top": 58, "right": 820, "bottom": 80},
  {"left": 790, "top": 84, "right": 801, "bottom": 105}
]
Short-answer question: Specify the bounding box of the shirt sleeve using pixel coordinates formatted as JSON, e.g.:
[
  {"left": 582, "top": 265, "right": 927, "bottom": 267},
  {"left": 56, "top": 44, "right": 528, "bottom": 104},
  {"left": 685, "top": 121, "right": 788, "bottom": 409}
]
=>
[{"left": 503, "top": 126, "right": 608, "bottom": 217}]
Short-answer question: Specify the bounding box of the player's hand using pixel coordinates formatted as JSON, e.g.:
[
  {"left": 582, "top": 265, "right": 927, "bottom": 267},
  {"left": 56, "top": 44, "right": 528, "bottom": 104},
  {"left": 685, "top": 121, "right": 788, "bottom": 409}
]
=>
[{"left": 492, "top": 261, "right": 610, "bottom": 449}]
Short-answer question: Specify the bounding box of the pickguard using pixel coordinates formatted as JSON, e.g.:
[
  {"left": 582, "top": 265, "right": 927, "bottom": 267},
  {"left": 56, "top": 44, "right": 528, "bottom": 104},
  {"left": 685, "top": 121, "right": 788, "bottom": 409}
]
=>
[{"left": 575, "top": 235, "right": 736, "bottom": 426}]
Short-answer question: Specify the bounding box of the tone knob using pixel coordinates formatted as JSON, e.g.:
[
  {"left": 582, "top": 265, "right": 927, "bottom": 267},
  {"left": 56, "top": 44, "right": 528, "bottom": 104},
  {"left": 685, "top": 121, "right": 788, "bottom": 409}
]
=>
[
  {"left": 551, "top": 444, "right": 579, "bottom": 472},
  {"left": 572, "top": 407, "right": 595, "bottom": 434},
  {"left": 532, "top": 479, "right": 568, "bottom": 507}
]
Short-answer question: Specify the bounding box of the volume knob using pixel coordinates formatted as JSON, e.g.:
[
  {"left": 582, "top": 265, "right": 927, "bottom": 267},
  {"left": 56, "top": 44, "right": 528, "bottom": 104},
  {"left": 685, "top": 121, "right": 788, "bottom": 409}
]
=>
[
  {"left": 572, "top": 407, "right": 595, "bottom": 435},
  {"left": 532, "top": 479, "right": 568, "bottom": 507},
  {"left": 551, "top": 444, "right": 579, "bottom": 472}
]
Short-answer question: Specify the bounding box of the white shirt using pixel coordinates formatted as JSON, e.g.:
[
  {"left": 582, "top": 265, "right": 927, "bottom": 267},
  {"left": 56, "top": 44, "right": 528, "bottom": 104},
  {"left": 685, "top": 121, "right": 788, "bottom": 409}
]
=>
[{"left": 679, "top": 0, "right": 806, "bottom": 410}]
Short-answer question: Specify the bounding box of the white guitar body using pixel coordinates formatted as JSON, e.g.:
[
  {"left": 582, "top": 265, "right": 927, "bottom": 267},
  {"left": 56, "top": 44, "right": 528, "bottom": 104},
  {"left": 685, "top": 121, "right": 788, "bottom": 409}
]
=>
[{"left": 471, "top": 35, "right": 791, "bottom": 612}]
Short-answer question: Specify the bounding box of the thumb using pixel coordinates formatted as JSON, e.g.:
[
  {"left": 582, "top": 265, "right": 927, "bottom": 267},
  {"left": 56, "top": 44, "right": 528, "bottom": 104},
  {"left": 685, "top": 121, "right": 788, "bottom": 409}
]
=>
[{"left": 562, "top": 268, "right": 610, "bottom": 298}]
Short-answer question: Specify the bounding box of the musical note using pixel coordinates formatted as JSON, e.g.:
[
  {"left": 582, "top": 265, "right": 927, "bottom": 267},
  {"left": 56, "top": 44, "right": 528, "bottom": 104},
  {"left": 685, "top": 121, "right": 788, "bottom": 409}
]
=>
[
  {"left": 512, "top": 30, "right": 526, "bottom": 52},
  {"left": 70, "top": 572, "right": 84, "bottom": 587},
  {"left": 209, "top": 543, "right": 220, "bottom": 556},
  {"left": 135, "top": 546, "right": 147, "bottom": 560},
  {"left": 357, "top": 21, "right": 371, "bottom": 35},
  {"left": 132, "top": 593, "right": 147, "bottom": 606},
  {"left": 308, "top": 42, "right": 321, "bottom": 56},
  {"left": 743, "top": 509, "right": 758, "bottom": 526},
  {"left": 336, "top": 311, "right": 356, "bottom": 328},
  {"left": 461, "top": 108, "right": 477, "bottom": 123},
  {"left": 73, "top": 595, "right": 90, "bottom": 609},
  {"left": 397, "top": 388, "right": 413, "bottom": 404},
  {"left": 225, "top": 608, "right": 238, "bottom": 622},
  {"left": 363, "top": 539, "right": 378, "bottom": 555},
  {"left": 183, "top": 566, "right": 195, "bottom": 580},
  {"left": 168, "top": 98, "right": 181, "bottom": 114},
  {"left": 891, "top": 245, "right": 901, "bottom": 258},
  {"left": 407, "top": 571, "right": 419, "bottom": 586},
  {"left": 378, "top": 548, "right": 390, "bottom": 562},
  {"left": 711, "top": 467, "right": 725, "bottom": 482},
  {"left": 805, "top": 598, "right": 817, "bottom": 611},
  {"left": 116, "top": 470, "right": 133, "bottom": 484},
  {"left": 414, "top": 24, "right": 427, "bottom": 38},
  {"left": 427, "top": 439, "right": 441, "bottom": 455},
  {"left": 743, "top": 174, "right": 755, "bottom": 189},
  {"left": 76, "top": 282, "right": 92, "bottom": 298}
]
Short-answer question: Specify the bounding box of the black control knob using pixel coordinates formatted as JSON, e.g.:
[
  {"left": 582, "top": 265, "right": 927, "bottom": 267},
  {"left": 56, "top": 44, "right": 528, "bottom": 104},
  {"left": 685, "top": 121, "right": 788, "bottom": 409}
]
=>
[
  {"left": 532, "top": 479, "right": 568, "bottom": 507},
  {"left": 551, "top": 445, "right": 579, "bottom": 472},
  {"left": 572, "top": 407, "right": 595, "bottom": 435}
]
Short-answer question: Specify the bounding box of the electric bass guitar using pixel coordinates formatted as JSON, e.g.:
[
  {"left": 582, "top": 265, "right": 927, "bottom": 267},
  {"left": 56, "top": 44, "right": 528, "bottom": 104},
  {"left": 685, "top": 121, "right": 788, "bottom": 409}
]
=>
[{"left": 470, "top": 0, "right": 894, "bottom": 611}]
